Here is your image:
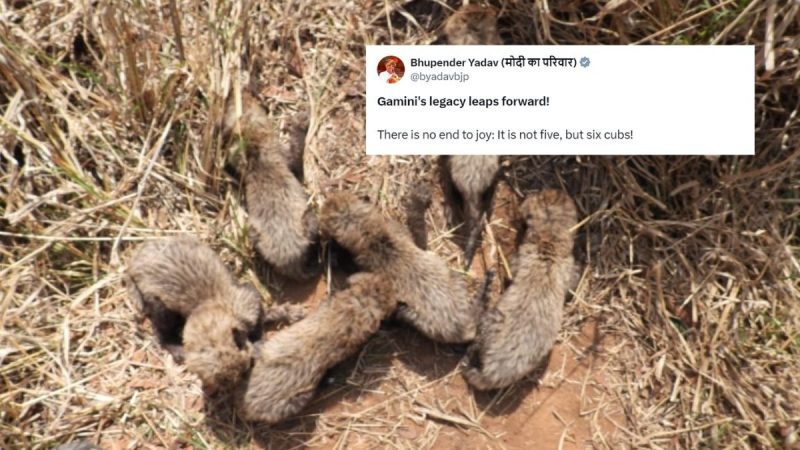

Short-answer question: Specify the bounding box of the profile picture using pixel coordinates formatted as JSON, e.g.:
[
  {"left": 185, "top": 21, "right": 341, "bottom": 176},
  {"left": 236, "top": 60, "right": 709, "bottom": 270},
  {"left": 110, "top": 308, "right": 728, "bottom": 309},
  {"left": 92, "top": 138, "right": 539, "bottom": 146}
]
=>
[{"left": 377, "top": 56, "right": 405, "bottom": 84}]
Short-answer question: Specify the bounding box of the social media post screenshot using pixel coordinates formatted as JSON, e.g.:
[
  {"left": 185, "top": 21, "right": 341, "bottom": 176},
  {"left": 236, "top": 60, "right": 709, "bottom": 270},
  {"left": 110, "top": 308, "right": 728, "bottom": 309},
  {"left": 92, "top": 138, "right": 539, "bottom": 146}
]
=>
[{"left": 366, "top": 45, "right": 754, "bottom": 155}]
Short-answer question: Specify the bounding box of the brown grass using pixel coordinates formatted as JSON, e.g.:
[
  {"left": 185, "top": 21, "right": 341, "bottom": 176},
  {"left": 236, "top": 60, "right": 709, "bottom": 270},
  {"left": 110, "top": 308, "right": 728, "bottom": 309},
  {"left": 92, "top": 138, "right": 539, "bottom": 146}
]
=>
[{"left": 1, "top": 0, "right": 799, "bottom": 449}]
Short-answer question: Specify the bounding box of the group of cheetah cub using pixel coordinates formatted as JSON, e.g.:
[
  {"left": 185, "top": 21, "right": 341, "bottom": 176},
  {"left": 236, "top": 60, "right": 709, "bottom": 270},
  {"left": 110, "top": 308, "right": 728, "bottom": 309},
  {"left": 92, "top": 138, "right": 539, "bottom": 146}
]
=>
[{"left": 125, "top": 4, "right": 579, "bottom": 425}]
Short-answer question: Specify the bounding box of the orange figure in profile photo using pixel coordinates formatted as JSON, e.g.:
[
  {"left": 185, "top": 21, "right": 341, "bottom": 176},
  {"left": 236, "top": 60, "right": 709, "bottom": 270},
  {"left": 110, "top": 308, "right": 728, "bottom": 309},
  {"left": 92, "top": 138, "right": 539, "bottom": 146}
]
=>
[{"left": 377, "top": 56, "right": 405, "bottom": 84}]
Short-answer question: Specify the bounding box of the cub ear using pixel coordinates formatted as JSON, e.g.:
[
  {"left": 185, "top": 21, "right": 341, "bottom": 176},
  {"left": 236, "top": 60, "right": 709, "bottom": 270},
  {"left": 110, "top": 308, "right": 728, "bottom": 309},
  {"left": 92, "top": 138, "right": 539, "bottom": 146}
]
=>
[{"left": 232, "top": 328, "right": 248, "bottom": 350}]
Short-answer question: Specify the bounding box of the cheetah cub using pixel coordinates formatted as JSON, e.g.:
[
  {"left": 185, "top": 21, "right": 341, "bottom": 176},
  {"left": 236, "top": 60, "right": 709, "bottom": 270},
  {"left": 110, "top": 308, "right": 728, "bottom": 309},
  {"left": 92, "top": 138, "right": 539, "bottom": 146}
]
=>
[
  {"left": 126, "top": 237, "right": 302, "bottom": 393},
  {"left": 443, "top": 3, "right": 502, "bottom": 45},
  {"left": 442, "top": 155, "right": 500, "bottom": 268},
  {"left": 224, "top": 92, "right": 320, "bottom": 280},
  {"left": 440, "top": 5, "right": 502, "bottom": 268},
  {"left": 235, "top": 273, "right": 395, "bottom": 423},
  {"left": 463, "top": 189, "right": 577, "bottom": 390},
  {"left": 320, "top": 191, "right": 481, "bottom": 343}
]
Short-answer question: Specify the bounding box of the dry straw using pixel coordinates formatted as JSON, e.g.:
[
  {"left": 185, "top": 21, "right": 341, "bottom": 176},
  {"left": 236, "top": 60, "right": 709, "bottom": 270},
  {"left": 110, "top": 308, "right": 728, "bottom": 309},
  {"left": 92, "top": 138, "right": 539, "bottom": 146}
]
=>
[{"left": 1, "top": 0, "right": 798, "bottom": 449}]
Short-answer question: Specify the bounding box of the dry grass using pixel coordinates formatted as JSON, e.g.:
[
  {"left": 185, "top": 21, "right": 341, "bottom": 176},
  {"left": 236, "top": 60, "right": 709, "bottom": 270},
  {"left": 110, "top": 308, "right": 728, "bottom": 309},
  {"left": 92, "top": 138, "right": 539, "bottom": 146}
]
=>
[{"left": 1, "top": 0, "right": 799, "bottom": 449}]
